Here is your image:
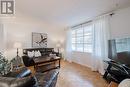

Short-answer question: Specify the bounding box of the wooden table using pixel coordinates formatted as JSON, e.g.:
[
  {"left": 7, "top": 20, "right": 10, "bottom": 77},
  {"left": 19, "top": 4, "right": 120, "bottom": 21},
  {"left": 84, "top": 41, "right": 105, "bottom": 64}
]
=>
[{"left": 33, "top": 57, "right": 61, "bottom": 72}]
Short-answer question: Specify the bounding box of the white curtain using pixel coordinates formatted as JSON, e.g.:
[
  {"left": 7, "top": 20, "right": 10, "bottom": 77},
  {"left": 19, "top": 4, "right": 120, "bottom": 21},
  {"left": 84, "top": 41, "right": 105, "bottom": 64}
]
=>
[
  {"left": 65, "top": 28, "right": 72, "bottom": 62},
  {"left": 91, "top": 15, "right": 110, "bottom": 75}
]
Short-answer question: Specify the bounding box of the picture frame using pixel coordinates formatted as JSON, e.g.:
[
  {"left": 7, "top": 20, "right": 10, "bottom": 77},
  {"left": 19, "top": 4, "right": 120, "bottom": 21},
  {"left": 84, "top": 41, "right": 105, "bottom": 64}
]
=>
[{"left": 32, "top": 32, "right": 47, "bottom": 48}]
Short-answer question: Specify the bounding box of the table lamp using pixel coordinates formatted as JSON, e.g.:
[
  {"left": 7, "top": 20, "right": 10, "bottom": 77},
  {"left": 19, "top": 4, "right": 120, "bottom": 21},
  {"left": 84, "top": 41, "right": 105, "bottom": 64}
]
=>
[
  {"left": 14, "top": 42, "right": 22, "bottom": 57},
  {"left": 13, "top": 42, "right": 22, "bottom": 70},
  {"left": 56, "top": 42, "right": 61, "bottom": 53}
]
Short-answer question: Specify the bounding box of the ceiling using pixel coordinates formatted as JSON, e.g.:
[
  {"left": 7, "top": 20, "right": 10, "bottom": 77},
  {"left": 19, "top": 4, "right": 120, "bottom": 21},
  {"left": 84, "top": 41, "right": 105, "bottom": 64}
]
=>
[{"left": 16, "top": 0, "right": 130, "bottom": 27}]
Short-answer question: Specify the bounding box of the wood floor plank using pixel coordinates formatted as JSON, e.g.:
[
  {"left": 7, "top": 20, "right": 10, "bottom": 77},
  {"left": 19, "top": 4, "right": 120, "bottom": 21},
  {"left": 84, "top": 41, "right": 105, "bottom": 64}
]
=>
[{"left": 56, "top": 60, "right": 109, "bottom": 87}]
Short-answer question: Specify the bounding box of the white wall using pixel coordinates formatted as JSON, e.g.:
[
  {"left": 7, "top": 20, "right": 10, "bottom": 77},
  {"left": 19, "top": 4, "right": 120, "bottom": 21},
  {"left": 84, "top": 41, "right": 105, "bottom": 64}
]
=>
[
  {"left": 2, "top": 13, "right": 65, "bottom": 60},
  {"left": 68, "top": 6, "right": 130, "bottom": 68},
  {"left": 110, "top": 7, "right": 130, "bottom": 39},
  {"left": 71, "top": 52, "right": 92, "bottom": 68},
  {"left": 0, "top": 24, "right": 4, "bottom": 53}
]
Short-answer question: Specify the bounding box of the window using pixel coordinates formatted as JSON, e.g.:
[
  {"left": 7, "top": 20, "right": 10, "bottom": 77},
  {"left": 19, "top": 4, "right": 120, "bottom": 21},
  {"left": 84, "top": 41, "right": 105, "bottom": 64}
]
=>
[{"left": 72, "top": 24, "right": 92, "bottom": 52}]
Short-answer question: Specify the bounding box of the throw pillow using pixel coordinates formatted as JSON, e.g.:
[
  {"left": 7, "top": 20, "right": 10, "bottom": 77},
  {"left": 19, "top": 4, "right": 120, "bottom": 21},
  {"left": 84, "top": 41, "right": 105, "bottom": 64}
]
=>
[
  {"left": 49, "top": 53, "right": 56, "bottom": 58},
  {"left": 34, "top": 51, "right": 41, "bottom": 57},
  {"left": 27, "top": 51, "right": 34, "bottom": 58}
]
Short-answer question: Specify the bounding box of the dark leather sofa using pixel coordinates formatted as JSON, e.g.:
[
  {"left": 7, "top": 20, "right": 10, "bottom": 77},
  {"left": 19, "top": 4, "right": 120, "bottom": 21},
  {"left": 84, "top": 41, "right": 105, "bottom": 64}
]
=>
[
  {"left": 22, "top": 48, "right": 55, "bottom": 67},
  {"left": 0, "top": 67, "right": 59, "bottom": 87},
  {"left": 23, "top": 48, "right": 54, "bottom": 57}
]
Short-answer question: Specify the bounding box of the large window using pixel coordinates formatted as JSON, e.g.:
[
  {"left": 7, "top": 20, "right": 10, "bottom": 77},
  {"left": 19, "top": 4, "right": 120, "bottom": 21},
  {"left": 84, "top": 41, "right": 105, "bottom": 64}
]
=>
[{"left": 72, "top": 24, "right": 92, "bottom": 52}]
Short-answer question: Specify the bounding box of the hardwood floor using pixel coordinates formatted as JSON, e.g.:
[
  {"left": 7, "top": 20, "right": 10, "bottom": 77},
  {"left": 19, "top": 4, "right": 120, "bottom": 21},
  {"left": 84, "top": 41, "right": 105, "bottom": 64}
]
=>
[{"left": 56, "top": 60, "right": 109, "bottom": 87}]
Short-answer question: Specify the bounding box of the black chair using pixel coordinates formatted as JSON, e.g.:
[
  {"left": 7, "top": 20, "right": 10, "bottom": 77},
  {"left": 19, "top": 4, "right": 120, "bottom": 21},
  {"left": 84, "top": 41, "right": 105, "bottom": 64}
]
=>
[{"left": 22, "top": 56, "right": 35, "bottom": 67}]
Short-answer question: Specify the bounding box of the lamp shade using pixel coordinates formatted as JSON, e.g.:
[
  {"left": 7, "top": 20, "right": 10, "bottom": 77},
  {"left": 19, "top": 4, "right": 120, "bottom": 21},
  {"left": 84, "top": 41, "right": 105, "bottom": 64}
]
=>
[
  {"left": 14, "top": 42, "right": 22, "bottom": 48},
  {"left": 56, "top": 42, "right": 61, "bottom": 48}
]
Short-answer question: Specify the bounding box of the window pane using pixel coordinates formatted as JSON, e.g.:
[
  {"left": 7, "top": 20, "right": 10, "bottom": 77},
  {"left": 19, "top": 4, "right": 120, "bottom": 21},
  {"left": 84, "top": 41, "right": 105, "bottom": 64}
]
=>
[
  {"left": 77, "top": 44, "right": 83, "bottom": 52},
  {"left": 77, "top": 37, "right": 83, "bottom": 43},
  {"left": 84, "top": 44, "right": 92, "bottom": 52},
  {"left": 72, "top": 44, "right": 76, "bottom": 51},
  {"left": 76, "top": 28, "right": 83, "bottom": 37},
  {"left": 84, "top": 26, "right": 92, "bottom": 36},
  {"left": 84, "top": 32, "right": 92, "bottom": 36},
  {"left": 76, "top": 28, "right": 83, "bottom": 34},
  {"left": 72, "top": 38, "right": 76, "bottom": 43},
  {"left": 84, "top": 36, "right": 92, "bottom": 43},
  {"left": 77, "top": 33, "right": 83, "bottom": 37}
]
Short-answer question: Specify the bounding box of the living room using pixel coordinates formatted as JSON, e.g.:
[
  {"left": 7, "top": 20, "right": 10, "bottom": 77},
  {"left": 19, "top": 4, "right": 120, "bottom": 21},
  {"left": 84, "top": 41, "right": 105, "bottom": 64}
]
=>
[{"left": 0, "top": 0, "right": 130, "bottom": 87}]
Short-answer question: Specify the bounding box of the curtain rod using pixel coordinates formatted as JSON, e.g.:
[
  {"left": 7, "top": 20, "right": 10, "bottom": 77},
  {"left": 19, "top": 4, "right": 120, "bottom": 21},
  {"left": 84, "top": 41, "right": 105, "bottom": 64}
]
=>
[
  {"left": 71, "top": 20, "right": 92, "bottom": 28},
  {"left": 71, "top": 12, "right": 114, "bottom": 28}
]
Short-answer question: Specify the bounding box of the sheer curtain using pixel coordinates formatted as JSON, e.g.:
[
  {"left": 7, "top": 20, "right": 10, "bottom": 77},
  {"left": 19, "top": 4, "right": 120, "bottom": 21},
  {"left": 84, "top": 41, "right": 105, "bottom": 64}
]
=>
[
  {"left": 91, "top": 15, "right": 110, "bottom": 75},
  {"left": 65, "top": 28, "right": 72, "bottom": 62}
]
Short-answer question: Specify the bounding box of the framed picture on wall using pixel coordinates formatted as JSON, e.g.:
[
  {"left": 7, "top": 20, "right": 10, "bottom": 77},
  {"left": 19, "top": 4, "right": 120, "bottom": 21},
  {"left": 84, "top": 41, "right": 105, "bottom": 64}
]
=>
[{"left": 32, "top": 32, "right": 47, "bottom": 48}]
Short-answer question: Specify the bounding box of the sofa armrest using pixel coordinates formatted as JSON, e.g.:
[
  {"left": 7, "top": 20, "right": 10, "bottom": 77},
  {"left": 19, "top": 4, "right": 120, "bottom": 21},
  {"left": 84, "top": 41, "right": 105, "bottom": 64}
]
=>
[{"left": 35, "top": 69, "right": 59, "bottom": 87}]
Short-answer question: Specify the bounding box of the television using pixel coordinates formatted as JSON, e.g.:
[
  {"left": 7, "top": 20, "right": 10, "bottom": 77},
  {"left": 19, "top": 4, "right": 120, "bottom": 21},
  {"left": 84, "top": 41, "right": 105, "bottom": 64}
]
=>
[{"left": 108, "top": 38, "right": 130, "bottom": 67}]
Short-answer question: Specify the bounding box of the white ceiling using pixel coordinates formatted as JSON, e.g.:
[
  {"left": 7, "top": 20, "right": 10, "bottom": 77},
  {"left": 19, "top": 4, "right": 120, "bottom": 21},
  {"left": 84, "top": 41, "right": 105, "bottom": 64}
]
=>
[{"left": 16, "top": 0, "right": 130, "bottom": 27}]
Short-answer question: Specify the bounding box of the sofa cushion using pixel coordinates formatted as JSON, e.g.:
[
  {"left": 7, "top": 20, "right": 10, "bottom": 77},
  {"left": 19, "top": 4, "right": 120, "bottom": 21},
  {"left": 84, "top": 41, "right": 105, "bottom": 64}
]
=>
[
  {"left": 27, "top": 51, "right": 35, "bottom": 58},
  {"left": 34, "top": 51, "right": 41, "bottom": 57}
]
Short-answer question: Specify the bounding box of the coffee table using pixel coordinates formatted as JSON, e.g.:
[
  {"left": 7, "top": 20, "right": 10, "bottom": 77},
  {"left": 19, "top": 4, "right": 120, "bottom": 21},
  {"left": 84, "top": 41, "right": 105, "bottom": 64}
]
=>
[{"left": 33, "top": 57, "right": 61, "bottom": 72}]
